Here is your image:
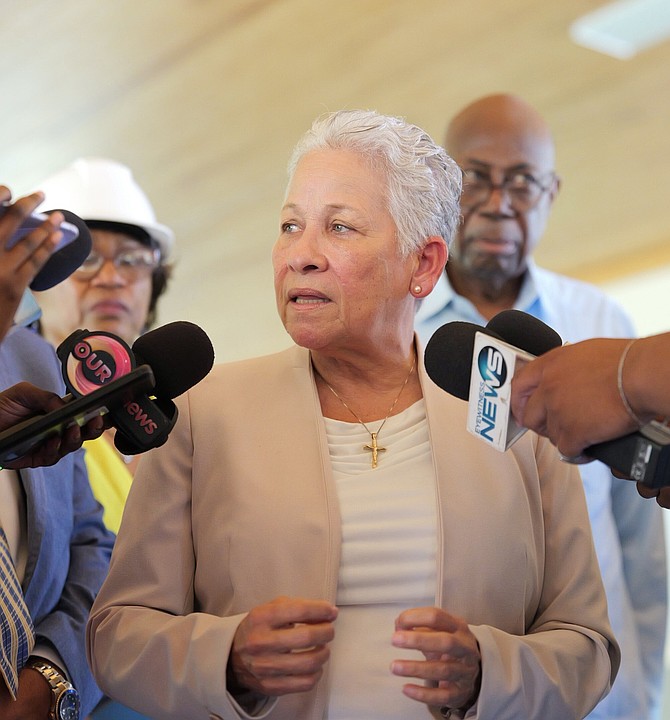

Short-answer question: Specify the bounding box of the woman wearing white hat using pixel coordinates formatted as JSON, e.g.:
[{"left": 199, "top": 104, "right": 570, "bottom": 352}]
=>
[
  {"left": 34, "top": 157, "right": 174, "bottom": 358},
  {"left": 33, "top": 157, "right": 173, "bottom": 719}
]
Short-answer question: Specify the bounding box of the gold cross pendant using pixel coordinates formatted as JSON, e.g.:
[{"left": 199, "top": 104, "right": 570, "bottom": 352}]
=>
[{"left": 364, "top": 432, "right": 386, "bottom": 469}]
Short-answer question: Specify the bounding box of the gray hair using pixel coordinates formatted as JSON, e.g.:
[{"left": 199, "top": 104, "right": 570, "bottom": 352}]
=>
[{"left": 287, "top": 109, "right": 462, "bottom": 256}]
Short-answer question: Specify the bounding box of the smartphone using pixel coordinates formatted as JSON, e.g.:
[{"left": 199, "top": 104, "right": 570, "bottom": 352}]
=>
[
  {"left": 0, "top": 203, "right": 78, "bottom": 253},
  {"left": 0, "top": 365, "right": 155, "bottom": 465}
]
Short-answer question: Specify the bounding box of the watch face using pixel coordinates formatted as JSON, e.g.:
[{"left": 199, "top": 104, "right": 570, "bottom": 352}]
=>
[{"left": 57, "top": 688, "right": 80, "bottom": 720}]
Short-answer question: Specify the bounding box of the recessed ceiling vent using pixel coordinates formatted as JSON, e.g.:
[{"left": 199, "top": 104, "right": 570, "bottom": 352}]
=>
[{"left": 570, "top": 0, "right": 670, "bottom": 59}]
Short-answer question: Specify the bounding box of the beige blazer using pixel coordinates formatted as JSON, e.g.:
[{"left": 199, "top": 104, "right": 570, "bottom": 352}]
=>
[{"left": 87, "top": 344, "right": 619, "bottom": 720}]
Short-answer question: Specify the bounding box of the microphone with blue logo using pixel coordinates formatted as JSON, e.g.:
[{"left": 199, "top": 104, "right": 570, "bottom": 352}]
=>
[{"left": 424, "top": 310, "right": 670, "bottom": 488}]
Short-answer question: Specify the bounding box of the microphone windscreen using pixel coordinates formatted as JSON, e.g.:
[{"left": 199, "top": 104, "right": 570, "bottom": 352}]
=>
[
  {"left": 424, "top": 321, "right": 504, "bottom": 400},
  {"left": 486, "top": 310, "right": 562, "bottom": 356},
  {"left": 132, "top": 321, "right": 215, "bottom": 399},
  {"left": 30, "top": 210, "right": 92, "bottom": 291}
]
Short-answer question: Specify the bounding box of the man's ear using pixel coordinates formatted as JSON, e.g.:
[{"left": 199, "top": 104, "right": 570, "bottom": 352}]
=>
[{"left": 411, "top": 236, "right": 448, "bottom": 297}]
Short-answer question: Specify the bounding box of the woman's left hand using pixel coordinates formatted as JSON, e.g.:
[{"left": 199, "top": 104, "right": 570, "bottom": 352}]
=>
[{"left": 391, "top": 607, "right": 481, "bottom": 712}]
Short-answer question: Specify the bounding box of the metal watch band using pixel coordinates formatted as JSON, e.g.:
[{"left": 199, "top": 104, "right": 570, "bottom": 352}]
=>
[{"left": 28, "top": 659, "right": 77, "bottom": 720}]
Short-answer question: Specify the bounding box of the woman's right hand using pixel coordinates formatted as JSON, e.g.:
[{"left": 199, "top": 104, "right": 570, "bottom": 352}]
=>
[{"left": 229, "top": 596, "right": 338, "bottom": 697}]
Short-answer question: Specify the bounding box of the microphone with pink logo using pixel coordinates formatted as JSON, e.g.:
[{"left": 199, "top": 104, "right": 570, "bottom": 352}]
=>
[{"left": 56, "top": 321, "right": 215, "bottom": 454}]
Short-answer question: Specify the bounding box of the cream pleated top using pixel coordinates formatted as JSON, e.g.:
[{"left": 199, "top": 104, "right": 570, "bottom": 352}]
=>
[{"left": 323, "top": 399, "right": 438, "bottom": 719}]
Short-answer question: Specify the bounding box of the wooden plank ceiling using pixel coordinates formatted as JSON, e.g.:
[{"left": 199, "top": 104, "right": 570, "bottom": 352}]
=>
[{"left": 1, "top": 0, "right": 668, "bottom": 359}]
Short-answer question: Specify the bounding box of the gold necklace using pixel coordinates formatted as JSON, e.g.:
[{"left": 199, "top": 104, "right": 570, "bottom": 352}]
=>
[{"left": 318, "top": 355, "right": 416, "bottom": 469}]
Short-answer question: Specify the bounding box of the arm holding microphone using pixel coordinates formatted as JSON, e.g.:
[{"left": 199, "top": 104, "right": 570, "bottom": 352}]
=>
[{"left": 511, "top": 333, "right": 670, "bottom": 507}]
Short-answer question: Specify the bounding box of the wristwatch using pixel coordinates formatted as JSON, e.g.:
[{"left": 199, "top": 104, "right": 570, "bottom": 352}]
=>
[{"left": 28, "top": 659, "right": 80, "bottom": 720}]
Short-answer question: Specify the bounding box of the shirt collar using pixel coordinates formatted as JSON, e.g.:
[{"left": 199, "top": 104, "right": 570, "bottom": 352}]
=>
[{"left": 416, "top": 258, "right": 548, "bottom": 324}]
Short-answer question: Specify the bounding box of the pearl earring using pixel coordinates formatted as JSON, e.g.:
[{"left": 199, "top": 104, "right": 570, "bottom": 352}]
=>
[{"left": 413, "top": 285, "right": 422, "bottom": 295}]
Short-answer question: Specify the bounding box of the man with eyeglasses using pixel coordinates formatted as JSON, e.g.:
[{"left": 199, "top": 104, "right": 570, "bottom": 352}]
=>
[
  {"left": 415, "top": 93, "right": 666, "bottom": 720},
  {"left": 30, "top": 157, "right": 174, "bottom": 720}
]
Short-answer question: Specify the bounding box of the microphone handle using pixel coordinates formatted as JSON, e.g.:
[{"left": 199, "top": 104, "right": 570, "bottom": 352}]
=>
[
  {"left": 584, "top": 432, "right": 670, "bottom": 489},
  {"left": 110, "top": 395, "right": 177, "bottom": 452}
]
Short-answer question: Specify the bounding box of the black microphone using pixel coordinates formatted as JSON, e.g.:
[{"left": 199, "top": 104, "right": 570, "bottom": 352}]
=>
[
  {"left": 115, "top": 322, "right": 214, "bottom": 455},
  {"left": 31, "top": 210, "right": 92, "bottom": 291},
  {"left": 425, "top": 319, "right": 536, "bottom": 450},
  {"left": 424, "top": 311, "right": 670, "bottom": 488},
  {"left": 424, "top": 314, "right": 562, "bottom": 403},
  {"left": 57, "top": 321, "right": 215, "bottom": 454},
  {"left": 132, "top": 321, "right": 215, "bottom": 400},
  {"left": 486, "top": 309, "right": 562, "bottom": 357},
  {"left": 423, "top": 321, "right": 505, "bottom": 400}
]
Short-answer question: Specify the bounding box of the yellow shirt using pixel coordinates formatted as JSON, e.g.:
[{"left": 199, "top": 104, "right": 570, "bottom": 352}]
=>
[{"left": 83, "top": 438, "right": 133, "bottom": 534}]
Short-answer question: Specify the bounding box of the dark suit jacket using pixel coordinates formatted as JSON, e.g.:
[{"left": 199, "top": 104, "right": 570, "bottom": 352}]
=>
[{"left": 0, "top": 326, "right": 115, "bottom": 715}]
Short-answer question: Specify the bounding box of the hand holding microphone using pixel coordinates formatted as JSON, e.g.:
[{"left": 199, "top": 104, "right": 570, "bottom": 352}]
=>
[
  {"left": 511, "top": 337, "right": 648, "bottom": 457},
  {"left": 0, "top": 382, "right": 106, "bottom": 468}
]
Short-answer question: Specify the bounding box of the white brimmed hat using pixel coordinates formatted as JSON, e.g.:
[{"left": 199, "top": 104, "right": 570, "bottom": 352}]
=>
[{"left": 35, "top": 157, "right": 174, "bottom": 258}]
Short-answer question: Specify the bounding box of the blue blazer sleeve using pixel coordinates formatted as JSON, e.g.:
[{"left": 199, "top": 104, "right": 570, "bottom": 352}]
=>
[{"left": 22, "top": 451, "right": 115, "bottom": 715}]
